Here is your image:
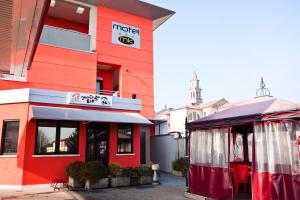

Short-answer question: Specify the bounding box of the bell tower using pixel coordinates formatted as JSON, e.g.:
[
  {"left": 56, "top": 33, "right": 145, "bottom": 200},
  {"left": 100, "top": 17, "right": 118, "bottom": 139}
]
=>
[{"left": 189, "top": 71, "right": 202, "bottom": 105}]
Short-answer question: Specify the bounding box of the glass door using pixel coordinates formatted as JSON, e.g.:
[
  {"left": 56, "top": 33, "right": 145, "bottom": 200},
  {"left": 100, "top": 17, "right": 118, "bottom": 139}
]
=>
[{"left": 86, "top": 123, "right": 109, "bottom": 164}]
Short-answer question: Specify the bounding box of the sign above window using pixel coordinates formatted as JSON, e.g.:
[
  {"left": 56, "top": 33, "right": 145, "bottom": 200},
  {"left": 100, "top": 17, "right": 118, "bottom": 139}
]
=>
[
  {"left": 68, "top": 93, "right": 112, "bottom": 107},
  {"left": 112, "top": 21, "right": 140, "bottom": 49}
]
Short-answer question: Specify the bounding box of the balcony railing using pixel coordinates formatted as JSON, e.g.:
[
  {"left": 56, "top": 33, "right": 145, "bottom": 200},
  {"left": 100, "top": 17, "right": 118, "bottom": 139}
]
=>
[
  {"left": 98, "top": 90, "right": 119, "bottom": 97},
  {"left": 39, "top": 25, "right": 91, "bottom": 52}
]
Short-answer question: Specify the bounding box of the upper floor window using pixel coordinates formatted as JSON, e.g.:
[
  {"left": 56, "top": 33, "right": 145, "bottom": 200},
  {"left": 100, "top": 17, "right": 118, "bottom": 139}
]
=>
[
  {"left": 117, "top": 124, "right": 133, "bottom": 154},
  {"left": 1, "top": 121, "right": 20, "bottom": 155},
  {"left": 35, "top": 121, "right": 79, "bottom": 155}
]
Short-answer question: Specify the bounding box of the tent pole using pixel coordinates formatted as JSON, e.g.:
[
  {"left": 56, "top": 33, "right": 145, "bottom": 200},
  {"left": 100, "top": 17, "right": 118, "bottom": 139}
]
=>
[{"left": 185, "top": 117, "right": 189, "bottom": 191}]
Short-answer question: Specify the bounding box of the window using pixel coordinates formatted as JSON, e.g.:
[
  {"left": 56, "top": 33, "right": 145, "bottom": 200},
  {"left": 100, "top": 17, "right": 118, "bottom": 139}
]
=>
[
  {"left": 35, "top": 121, "right": 79, "bottom": 155},
  {"left": 96, "top": 79, "right": 103, "bottom": 94},
  {"left": 117, "top": 124, "right": 133, "bottom": 154},
  {"left": 1, "top": 121, "right": 20, "bottom": 155}
]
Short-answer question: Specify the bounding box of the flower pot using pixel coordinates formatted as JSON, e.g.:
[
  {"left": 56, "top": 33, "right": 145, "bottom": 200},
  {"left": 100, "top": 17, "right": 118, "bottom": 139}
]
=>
[
  {"left": 110, "top": 177, "right": 130, "bottom": 187},
  {"left": 130, "top": 177, "right": 139, "bottom": 186},
  {"left": 85, "top": 178, "right": 109, "bottom": 189},
  {"left": 139, "top": 176, "right": 152, "bottom": 185},
  {"left": 68, "top": 177, "right": 83, "bottom": 188}
]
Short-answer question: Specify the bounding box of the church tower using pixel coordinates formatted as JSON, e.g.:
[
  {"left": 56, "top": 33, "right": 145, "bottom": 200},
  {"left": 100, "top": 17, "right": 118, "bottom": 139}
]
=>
[{"left": 189, "top": 72, "right": 202, "bottom": 105}]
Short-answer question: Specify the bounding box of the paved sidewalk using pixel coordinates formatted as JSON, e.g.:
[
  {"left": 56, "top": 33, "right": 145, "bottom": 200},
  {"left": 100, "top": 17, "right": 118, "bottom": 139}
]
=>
[
  {"left": 0, "top": 188, "right": 76, "bottom": 200},
  {"left": 0, "top": 173, "right": 187, "bottom": 200}
]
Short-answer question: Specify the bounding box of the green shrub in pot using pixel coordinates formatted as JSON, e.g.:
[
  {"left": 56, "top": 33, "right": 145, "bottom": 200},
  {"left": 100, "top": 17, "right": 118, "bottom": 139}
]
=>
[
  {"left": 126, "top": 167, "right": 139, "bottom": 185},
  {"left": 138, "top": 166, "right": 153, "bottom": 185},
  {"left": 82, "top": 161, "right": 109, "bottom": 189},
  {"left": 108, "top": 163, "right": 130, "bottom": 187},
  {"left": 65, "top": 161, "right": 84, "bottom": 188},
  {"left": 172, "top": 157, "right": 187, "bottom": 177}
]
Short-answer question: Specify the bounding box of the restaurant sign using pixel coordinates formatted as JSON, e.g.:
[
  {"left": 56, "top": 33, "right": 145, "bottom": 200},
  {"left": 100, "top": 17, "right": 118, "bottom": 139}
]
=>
[
  {"left": 68, "top": 93, "right": 112, "bottom": 107},
  {"left": 112, "top": 21, "right": 140, "bottom": 49}
]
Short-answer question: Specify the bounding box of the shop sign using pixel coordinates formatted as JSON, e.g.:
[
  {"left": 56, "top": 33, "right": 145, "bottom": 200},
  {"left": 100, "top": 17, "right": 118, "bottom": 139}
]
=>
[
  {"left": 112, "top": 21, "right": 140, "bottom": 48},
  {"left": 68, "top": 93, "right": 112, "bottom": 107}
]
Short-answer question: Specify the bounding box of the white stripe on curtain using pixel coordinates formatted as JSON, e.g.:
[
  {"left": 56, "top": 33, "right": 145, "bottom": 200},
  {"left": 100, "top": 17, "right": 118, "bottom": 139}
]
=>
[
  {"left": 254, "top": 120, "right": 300, "bottom": 175},
  {"left": 190, "top": 128, "right": 229, "bottom": 168}
]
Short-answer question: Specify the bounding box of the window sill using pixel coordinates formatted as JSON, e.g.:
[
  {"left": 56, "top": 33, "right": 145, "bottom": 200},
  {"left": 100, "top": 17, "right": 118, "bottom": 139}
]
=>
[
  {"left": 0, "top": 155, "right": 18, "bottom": 158},
  {"left": 32, "top": 154, "right": 80, "bottom": 158},
  {"left": 116, "top": 153, "right": 135, "bottom": 156}
]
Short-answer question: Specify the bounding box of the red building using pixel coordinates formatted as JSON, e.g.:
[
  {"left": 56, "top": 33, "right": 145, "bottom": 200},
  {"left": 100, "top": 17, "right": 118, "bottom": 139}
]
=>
[{"left": 0, "top": 0, "right": 174, "bottom": 189}]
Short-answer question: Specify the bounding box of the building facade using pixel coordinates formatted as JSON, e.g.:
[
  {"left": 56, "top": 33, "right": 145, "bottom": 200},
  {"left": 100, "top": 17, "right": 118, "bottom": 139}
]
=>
[
  {"left": 0, "top": 0, "right": 174, "bottom": 188},
  {"left": 154, "top": 72, "right": 228, "bottom": 137}
]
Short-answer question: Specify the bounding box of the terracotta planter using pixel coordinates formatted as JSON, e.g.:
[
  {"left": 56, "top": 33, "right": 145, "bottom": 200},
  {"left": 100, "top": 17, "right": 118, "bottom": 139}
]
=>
[
  {"left": 68, "top": 177, "right": 83, "bottom": 188},
  {"left": 138, "top": 176, "right": 152, "bottom": 185},
  {"left": 110, "top": 177, "right": 130, "bottom": 187},
  {"left": 85, "top": 178, "right": 109, "bottom": 189}
]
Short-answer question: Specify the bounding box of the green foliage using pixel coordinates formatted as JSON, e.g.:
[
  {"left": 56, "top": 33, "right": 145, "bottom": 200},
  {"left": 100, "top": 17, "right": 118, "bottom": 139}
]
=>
[
  {"left": 65, "top": 161, "right": 84, "bottom": 183},
  {"left": 172, "top": 157, "right": 187, "bottom": 175},
  {"left": 138, "top": 167, "right": 153, "bottom": 177},
  {"left": 108, "top": 163, "right": 154, "bottom": 178},
  {"left": 82, "top": 161, "right": 108, "bottom": 185},
  {"left": 108, "top": 163, "right": 123, "bottom": 177}
]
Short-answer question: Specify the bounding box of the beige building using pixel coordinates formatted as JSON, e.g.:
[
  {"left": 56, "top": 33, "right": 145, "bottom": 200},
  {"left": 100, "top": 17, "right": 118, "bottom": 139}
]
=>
[{"left": 155, "top": 72, "right": 229, "bottom": 136}]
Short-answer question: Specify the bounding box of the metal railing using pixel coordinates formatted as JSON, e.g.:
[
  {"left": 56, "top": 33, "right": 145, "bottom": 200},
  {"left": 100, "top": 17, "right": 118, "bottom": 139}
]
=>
[
  {"left": 98, "top": 90, "right": 119, "bottom": 97},
  {"left": 39, "top": 25, "right": 91, "bottom": 52}
]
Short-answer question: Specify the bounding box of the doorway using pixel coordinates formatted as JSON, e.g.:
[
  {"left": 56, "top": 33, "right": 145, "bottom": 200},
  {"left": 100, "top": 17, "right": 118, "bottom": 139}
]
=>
[
  {"left": 140, "top": 131, "right": 146, "bottom": 164},
  {"left": 86, "top": 123, "right": 109, "bottom": 164}
]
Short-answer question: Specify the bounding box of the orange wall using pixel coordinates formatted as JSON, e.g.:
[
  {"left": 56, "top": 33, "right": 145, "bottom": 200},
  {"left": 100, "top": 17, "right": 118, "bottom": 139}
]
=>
[
  {"left": 44, "top": 16, "right": 89, "bottom": 33},
  {"left": 97, "top": 6, "right": 154, "bottom": 118},
  {"left": 22, "top": 121, "right": 86, "bottom": 185},
  {"left": 21, "top": 120, "right": 141, "bottom": 185},
  {"left": 109, "top": 124, "right": 140, "bottom": 167},
  {"left": 27, "top": 44, "right": 97, "bottom": 93},
  {"left": 0, "top": 103, "right": 29, "bottom": 185},
  {"left": 2, "top": 5, "right": 155, "bottom": 118},
  {"left": 0, "top": 80, "right": 30, "bottom": 90}
]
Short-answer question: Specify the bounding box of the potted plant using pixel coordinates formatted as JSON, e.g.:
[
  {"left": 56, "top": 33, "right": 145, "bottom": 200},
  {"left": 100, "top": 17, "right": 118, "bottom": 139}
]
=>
[
  {"left": 172, "top": 157, "right": 187, "bottom": 177},
  {"left": 128, "top": 167, "right": 139, "bottom": 186},
  {"left": 82, "top": 161, "right": 109, "bottom": 189},
  {"left": 108, "top": 163, "right": 130, "bottom": 187},
  {"left": 138, "top": 166, "right": 153, "bottom": 185},
  {"left": 65, "top": 161, "right": 84, "bottom": 188}
]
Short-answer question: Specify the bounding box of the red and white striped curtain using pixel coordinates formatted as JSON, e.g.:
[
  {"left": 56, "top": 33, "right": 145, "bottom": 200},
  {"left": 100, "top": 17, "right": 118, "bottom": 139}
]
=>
[
  {"left": 253, "top": 120, "right": 300, "bottom": 200},
  {"left": 188, "top": 128, "right": 232, "bottom": 200}
]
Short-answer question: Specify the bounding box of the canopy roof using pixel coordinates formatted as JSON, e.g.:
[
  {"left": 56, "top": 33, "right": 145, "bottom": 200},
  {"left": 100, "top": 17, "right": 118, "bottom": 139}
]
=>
[
  {"left": 30, "top": 106, "right": 152, "bottom": 125},
  {"left": 188, "top": 96, "right": 300, "bottom": 129},
  {"left": 78, "top": 0, "right": 175, "bottom": 30}
]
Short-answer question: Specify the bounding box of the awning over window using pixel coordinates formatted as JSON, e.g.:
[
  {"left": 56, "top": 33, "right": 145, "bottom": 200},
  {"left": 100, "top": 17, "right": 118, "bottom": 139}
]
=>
[{"left": 29, "top": 106, "right": 152, "bottom": 125}]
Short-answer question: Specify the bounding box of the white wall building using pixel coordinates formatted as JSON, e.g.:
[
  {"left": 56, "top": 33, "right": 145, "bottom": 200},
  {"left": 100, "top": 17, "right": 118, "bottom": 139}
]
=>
[{"left": 155, "top": 72, "right": 229, "bottom": 137}]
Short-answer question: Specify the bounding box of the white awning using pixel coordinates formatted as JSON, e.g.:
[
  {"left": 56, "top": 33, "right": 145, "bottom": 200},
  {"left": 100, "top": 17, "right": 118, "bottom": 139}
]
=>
[{"left": 29, "top": 106, "right": 152, "bottom": 125}]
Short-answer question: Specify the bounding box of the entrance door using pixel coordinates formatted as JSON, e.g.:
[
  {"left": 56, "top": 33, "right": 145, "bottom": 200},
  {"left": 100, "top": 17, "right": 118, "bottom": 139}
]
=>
[
  {"left": 140, "top": 131, "right": 146, "bottom": 164},
  {"left": 86, "top": 123, "right": 109, "bottom": 164}
]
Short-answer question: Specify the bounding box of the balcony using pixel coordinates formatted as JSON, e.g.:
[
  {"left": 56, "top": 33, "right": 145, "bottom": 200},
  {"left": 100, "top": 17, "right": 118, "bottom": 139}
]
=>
[
  {"left": 39, "top": 25, "right": 91, "bottom": 52},
  {"left": 98, "top": 90, "right": 120, "bottom": 97}
]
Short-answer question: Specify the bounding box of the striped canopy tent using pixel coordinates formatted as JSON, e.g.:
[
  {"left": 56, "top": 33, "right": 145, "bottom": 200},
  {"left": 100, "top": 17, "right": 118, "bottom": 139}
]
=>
[{"left": 186, "top": 96, "right": 300, "bottom": 200}]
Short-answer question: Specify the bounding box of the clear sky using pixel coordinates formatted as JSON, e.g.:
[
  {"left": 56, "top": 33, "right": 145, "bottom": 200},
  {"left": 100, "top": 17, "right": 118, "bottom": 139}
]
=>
[{"left": 143, "top": 0, "right": 300, "bottom": 112}]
